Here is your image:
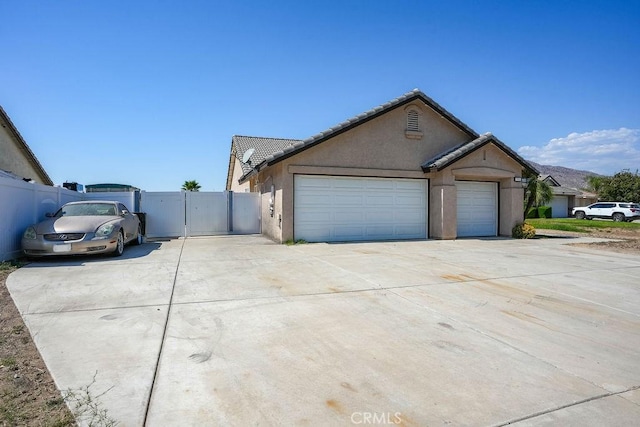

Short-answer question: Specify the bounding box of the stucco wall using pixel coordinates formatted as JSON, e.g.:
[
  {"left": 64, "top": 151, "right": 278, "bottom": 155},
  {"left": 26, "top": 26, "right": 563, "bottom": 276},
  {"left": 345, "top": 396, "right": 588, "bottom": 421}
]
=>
[
  {"left": 283, "top": 103, "right": 469, "bottom": 172},
  {"left": 255, "top": 163, "right": 286, "bottom": 242},
  {"left": 233, "top": 99, "right": 527, "bottom": 242},
  {"left": 0, "top": 125, "right": 48, "bottom": 184},
  {"left": 431, "top": 143, "right": 526, "bottom": 238},
  {"left": 229, "top": 158, "right": 251, "bottom": 193}
]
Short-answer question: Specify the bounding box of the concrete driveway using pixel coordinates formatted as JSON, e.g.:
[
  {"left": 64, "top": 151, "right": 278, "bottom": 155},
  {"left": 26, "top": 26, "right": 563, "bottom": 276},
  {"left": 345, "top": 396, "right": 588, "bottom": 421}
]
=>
[{"left": 7, "top": 235, "right": 640, "bottom": 426}]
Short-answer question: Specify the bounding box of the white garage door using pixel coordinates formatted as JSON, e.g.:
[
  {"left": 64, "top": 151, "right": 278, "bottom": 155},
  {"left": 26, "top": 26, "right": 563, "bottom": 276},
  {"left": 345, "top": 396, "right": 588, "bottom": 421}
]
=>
[
  {"left": 456, "top": 181, "right": 497, "bottom": 237},
  {"left": 294, "top": 175, "right": 427, "bottom": 242},
  {"left": 550, "top": 196, "right": 568, "bottom": 218}
]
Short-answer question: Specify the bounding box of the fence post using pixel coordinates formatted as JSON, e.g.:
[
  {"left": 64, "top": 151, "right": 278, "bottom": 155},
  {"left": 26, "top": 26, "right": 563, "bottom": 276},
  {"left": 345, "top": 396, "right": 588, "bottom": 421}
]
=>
[{"left": 227, "top": 191, "right": 233, "bottom": 233}]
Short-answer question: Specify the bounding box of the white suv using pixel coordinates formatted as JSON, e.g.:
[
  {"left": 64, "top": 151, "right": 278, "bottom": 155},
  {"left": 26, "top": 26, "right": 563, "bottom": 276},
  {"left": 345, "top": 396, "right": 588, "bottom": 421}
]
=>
[{"left": 572, "top": 202, "right": 640, "bottom": 222}]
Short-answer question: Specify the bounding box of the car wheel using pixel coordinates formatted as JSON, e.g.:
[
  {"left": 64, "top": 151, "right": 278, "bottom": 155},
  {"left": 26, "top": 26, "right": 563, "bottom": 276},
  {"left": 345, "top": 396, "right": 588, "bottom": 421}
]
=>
[
  {"left": 612, "top": 213, "right": 625, "bottom": 222},
  {"left": 132, "top": 225, "right": 143, "bottom": 245},
  {"left": 112, "top": 230, "right": 124, "bottom": 257},
  {"left": 575, "top": 211, "right": 585, "bottom": 219}
]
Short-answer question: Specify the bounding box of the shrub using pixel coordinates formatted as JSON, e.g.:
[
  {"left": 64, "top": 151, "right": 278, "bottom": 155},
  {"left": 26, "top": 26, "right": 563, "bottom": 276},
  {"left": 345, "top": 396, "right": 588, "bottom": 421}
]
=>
[
  {"left": 526, "top": 208, "right": 538, "bottom": 219},
  {"left": 537, "top": 206, "right": 552, "bottom": 218},
  {"left": 512, "top": 223, "right": 536, "bottom": 239}
]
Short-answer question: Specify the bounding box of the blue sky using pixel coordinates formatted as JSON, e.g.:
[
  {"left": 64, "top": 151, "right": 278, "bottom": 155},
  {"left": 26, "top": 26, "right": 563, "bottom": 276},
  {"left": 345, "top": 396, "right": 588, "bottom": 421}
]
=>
[{"left": 2, "top": 0, "right": 639, "bottom": 191}]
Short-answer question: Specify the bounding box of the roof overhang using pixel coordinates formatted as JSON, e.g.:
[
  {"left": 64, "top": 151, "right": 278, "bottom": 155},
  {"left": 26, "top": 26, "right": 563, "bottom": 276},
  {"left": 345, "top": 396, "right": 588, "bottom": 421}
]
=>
[
  {"left": 238, "top": 89, "right": 480, "bottom": 183},
  {"left": 421, "top": 132, "right": 538, "bottom": 176},
  {"left": 0, "top": 106, "right": 53, "bottom": 186}
]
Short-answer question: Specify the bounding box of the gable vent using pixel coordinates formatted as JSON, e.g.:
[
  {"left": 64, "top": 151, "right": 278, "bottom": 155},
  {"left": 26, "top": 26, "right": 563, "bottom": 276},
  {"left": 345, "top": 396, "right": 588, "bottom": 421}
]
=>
[{"left": 407, "top": 110, "right": 419, "bottom": 132}]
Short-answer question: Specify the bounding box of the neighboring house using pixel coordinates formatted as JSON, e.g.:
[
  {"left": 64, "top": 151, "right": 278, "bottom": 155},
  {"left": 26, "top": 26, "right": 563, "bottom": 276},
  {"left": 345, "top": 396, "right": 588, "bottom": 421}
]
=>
[
  {"left": 0, "top": 106, "right": 53, "bottom": 185},
  {"left": 226, "top": 89, "right": 537, "bottom": 243},
  {"left": 540, "top": 175, "right": 597, "bottom": 217}
]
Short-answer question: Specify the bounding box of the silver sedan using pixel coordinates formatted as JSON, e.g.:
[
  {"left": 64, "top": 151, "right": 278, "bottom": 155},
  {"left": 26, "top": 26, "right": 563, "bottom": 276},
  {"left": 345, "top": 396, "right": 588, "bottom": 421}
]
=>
[{"left": 22, "top": 201, "right": 142, "bottom": 257}]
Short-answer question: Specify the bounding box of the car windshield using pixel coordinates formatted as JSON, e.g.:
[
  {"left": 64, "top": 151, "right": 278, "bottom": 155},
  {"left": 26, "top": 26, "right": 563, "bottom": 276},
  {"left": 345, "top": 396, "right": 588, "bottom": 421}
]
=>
[{"left": 57, "top": 203, "right": 117, "bottom": 217}]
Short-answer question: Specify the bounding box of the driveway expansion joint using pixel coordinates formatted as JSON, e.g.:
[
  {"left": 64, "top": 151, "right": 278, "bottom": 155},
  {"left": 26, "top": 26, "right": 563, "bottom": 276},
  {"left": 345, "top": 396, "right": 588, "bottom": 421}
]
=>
[
  {"left": 493, "top": 384, "right": 640, "bottom": 426},
  {"left": 142, "top": 237, "right": 186, "bottom": 426}
]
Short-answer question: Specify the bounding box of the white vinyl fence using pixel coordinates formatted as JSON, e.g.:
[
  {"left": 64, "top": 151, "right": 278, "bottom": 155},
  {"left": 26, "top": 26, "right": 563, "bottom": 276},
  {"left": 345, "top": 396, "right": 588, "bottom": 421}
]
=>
[
  {"left": 1, "top": 177, "right": 82, "bottom": 261},
  {"left": 1, "top": 178, "right": 261, "bottom": 261},
  {"left": 141, "top": 191, "right": 261, "bottom": 238}
]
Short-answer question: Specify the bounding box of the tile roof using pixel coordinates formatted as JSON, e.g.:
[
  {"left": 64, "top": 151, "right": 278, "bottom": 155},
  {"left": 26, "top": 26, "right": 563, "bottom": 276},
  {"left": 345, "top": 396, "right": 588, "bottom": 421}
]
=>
[
  {"left": 550, "top": 186, "right": 582, "bottom": 196},
  {"left": 236, "top": 89, "right": 480, "bottom": 181},
  {"left": 421, "top": 132, "right": 538, "bottom": 174},
  {"left": 233, "top": 135, "right": 303, "bottom": 176},
  {"left": 231, "top": 89, "right": 537, "bottom": 183}
]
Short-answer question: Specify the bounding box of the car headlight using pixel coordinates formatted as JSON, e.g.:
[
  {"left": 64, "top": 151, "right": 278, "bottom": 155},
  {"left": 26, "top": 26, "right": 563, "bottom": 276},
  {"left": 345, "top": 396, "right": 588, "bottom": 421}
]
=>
[
  {"left": 95, "top": 223, "right": 115, "bottom": 237},
  {"left": 23, "top": 226, "right": 37, "bottom": 240}
]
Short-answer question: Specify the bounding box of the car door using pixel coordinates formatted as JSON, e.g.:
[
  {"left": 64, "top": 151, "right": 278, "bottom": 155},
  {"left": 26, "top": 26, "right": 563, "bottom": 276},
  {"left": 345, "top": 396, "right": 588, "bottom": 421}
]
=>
[
  {"left": 118, "top": 203, "right": 138, "bottom": 241},
  {"left": 599, "top": 203, "right": 616, "bottom": 218},
  {"left": 589, "top": 203, "right": 614, "bottom": 218}
]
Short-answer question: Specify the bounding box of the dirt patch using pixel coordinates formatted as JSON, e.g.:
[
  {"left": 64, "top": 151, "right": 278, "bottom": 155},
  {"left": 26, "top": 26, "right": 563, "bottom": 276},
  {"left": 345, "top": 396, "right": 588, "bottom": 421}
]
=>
[
  {"left": 0, "top": 265, "right": 74, "bottom": 426},
  {"left": 538, "top": 228, "right": 640, "bottom": 254}
]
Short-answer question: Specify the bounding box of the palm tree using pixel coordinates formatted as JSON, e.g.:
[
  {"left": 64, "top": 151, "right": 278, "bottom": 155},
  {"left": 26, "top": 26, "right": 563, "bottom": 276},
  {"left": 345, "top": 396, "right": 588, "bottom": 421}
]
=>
[
  {"left": 523, "top": 172, "right": 553, "bottom": 220},
  {"left": 182, "top": 180, "right": 201, "bottom": 192}
]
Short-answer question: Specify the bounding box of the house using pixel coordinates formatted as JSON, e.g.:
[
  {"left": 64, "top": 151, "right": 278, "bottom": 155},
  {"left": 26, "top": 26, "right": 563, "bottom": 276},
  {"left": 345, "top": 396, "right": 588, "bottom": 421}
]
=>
[
  {"left": 0, "top": 106, "right": 53, "bottom": 185},
  {"left": 226, "top": 89, "right": 536, "bottom": 243},
  {"left": 540, "top": 175, "right": 598, "bottom": 217}
]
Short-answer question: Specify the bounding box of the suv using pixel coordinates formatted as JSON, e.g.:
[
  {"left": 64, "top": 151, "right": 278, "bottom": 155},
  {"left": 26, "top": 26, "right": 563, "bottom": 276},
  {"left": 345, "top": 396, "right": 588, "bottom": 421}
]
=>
[{"left": 572, "top": 202, "right": 640, "bottom": 222}]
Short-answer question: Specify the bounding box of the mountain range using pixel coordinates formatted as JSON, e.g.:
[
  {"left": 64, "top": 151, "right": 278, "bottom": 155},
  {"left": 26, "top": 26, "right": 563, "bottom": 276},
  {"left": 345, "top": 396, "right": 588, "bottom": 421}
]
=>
[{"left": 529, "top": 161, "right": 601, "bottom": 191}]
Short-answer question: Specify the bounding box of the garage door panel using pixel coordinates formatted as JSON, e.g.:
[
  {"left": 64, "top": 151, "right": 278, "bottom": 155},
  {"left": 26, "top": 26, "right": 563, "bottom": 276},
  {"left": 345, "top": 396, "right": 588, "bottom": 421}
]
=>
[
  {"left": 456, "top": 181, "right": 497, "bottom": 237},
  {"left": 395, "top": 225, "right": 425, "bottom": 236},
  {"left": 366, "top": 194, "right": 395, "bottom": 204},
  {"left": 334, "top": 226, "right": 365, "bottom": 239},
  {"left": 366, "top": 211, "right": 395, "bottom": 221},
  {"left": 366, "top": 225, "right": 395, "bottom": 236},
  {"left": 302, "top": 212, "right": 333, "bottom": 222},
  {"left": 295, "top": 175, "right": 427, "bottom": 242},
  {"left": 395, "top": 195, "right": 424, "bottom": 205}
]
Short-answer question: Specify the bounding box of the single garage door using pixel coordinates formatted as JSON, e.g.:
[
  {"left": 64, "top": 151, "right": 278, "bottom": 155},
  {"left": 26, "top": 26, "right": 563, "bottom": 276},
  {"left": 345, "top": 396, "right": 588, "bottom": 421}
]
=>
[
  {"left": 456, "top": 181, "right": 497, "bottom": 237},
  {"left": 550, "top": 196, "right": 568, "bottom": 218},
  {"left": 294, "top": 175, "right": 427, "bottom": 242}
]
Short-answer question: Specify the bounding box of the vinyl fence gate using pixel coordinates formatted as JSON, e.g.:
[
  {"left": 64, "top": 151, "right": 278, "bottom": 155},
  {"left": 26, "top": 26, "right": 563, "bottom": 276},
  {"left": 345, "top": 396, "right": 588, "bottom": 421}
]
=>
[{"left": 141, "top": 191, "right": 261, "bottom": 238}]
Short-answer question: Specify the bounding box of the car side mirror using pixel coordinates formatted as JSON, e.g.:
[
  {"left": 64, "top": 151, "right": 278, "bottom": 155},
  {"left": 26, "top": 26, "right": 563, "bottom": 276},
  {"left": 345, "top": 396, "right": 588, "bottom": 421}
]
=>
[{"left": 121, "top": 210, "right": 129, "bottom": 216}]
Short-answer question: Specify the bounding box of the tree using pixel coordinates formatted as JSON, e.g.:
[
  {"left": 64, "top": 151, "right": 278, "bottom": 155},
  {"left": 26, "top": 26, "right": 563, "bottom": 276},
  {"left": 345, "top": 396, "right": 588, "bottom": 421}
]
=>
[
  {"left": 523, "top": 171, "right": 553, "bottom": 220},
  {"left": 586, "top": 175, "right": 605, "bottom": 194},
  {"left": 597, "top": 170, "right": 640, "bottom": 202},
  {"left": 182, "top": 180, "right": 201, "bottom": 192}
]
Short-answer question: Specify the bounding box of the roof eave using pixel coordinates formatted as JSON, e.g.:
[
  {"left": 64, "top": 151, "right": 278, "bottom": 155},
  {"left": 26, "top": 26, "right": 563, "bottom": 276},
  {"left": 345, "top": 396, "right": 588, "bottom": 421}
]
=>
[
  {"left": 0, "top": 106, "right": 54, "bottom": 186},
  {"left": 260, "top": 90, "right": 480, "bottom": 168},
  {"left": 423, "top": 136, "right": 538, "bottom": 175}
]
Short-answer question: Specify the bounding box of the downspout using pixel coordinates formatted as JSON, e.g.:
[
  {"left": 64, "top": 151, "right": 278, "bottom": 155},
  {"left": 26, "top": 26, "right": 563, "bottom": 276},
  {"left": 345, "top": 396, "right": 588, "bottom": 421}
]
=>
[{"left": 441, "top": 187, "right": 444, "bottom": 239}]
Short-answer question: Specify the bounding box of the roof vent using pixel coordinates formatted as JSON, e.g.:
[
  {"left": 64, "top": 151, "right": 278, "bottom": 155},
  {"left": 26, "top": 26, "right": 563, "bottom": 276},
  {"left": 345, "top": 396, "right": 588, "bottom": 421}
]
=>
[{"left": 405, "top": 109, "right": 423, "bottom": 140}]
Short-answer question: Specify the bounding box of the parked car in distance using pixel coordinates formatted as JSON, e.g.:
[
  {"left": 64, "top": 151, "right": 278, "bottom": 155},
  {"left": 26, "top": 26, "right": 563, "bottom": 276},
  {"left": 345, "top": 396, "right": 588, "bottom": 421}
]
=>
[
  {"left": 22, "top": 201, "right": 142, "bottom": 257},
  {"left": 572, "top": 202, "right": 640, "bottom": 222}
]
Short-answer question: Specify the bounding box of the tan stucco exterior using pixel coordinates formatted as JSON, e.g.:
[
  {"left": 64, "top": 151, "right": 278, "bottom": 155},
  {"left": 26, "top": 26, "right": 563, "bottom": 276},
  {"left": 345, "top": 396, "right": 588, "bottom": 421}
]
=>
[
  {"left": 0, "top": 108, "right": 52, "bottom": 185},
  {"left": 229, "top": 96, "right": 530, "bottom": 243}
]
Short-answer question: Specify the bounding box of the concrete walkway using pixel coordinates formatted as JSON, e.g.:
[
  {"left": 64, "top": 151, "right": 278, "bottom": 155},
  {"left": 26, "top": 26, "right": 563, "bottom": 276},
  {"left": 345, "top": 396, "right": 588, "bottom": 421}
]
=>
[{"left": 7, "top": 235, "right": 640, "bottom": 426}]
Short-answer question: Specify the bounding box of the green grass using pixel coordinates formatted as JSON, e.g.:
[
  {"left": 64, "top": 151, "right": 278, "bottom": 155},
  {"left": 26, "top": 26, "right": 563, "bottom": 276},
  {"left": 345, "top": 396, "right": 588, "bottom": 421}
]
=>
[{"left": 526, "top": 218, "right": 640, "bottom": 233}]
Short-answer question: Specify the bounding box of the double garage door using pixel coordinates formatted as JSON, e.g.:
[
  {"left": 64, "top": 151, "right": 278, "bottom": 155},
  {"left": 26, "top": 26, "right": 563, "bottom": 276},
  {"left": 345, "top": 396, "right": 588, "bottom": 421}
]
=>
[
  {"left": 293, "top": 176, "right": 498, "bottom": 242},
  {"left": 294, "top": 175, "right": 427, "bottom": 242}
]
